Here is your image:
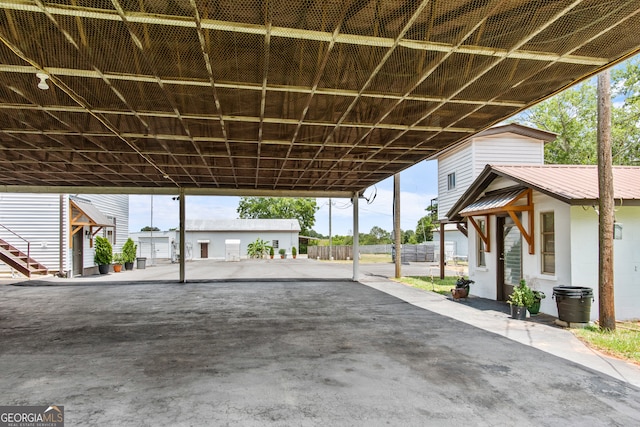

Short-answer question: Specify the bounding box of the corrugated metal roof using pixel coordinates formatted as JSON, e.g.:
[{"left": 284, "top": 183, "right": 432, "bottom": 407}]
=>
[
  {"left": 1, "top": 2, "right": 639, "bottom": 195},
  {"left": 71, "top": 199, "right": 113, "bottom": 227},
  {"left": 459, "top": 187, "right": 526, "bottom": 216},
  {"left": 491, "top": 165, "right": 640, "bottom": 203},
  {"left": 186, "top": 219, "right": 301, "bottom": 232}
]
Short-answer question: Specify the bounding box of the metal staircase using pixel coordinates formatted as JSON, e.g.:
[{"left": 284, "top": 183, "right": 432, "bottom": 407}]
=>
[{"left": 0, "top": 232, "right": 48, "bottom": 278}]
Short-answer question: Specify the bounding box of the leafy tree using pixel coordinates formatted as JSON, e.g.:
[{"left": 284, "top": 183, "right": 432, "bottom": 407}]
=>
[
  {"left": 360, "top": 226, "right": 392, "bottom": 245},
  {"left": 237, "top": 197, "right": 318, "bottom": 235},
  {"left": 611, "top": 58, "right": 640, "bottom": 165},
  {"left": 402, "top": 229, "right": 418, "bottom": 244},
  {"left": 517, "top": 81, "right": 597, "bottom": 164},
  {"left": 141, "top": 226, "right": 160, "bottom": 231},
  {"left": 415, "top": 215, "right": 434, "bottom": 243},
  {"left": 516, "top": 56, "right": 640, "bottom": 166}
]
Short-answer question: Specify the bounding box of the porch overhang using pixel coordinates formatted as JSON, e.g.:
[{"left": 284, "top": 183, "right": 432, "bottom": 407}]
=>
[
  {"left": 70, "top": 199, "right": 115, "bottom": 247},
  {"left": 460, "top": 187, "right": 535, "bottom": 254}
]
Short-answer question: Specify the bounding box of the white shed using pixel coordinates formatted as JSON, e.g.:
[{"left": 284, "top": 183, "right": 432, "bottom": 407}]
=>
[{"left": 186, "top": 218, "right": 301, "bottom": 260}]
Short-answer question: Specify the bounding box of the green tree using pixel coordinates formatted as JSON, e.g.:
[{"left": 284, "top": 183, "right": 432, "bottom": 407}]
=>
[
  {"left": 402, "top": 229, "right": 418, "bottom": 244},
  {"left": 517, "top": 81, "right": 598, "bottom": 164},
  {"left": 237, "top": 197, "right": 318, "bottom": 235},
  {"left": 516, "top": 56, "right": 640, "bottom": 166},
  {"left": 415, "top": 215, "right": 434, "bottom": 243},
  {"left": 611, "top": 57, "right": 640, "bottom": 165},
  {"left": 141, "top": 226, "right": 160, "bottom": 231}
]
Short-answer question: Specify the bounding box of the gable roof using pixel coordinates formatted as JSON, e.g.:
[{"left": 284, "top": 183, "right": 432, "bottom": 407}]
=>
[
  {"left": 427, "top": 124, "right": 557, "bottom": 160},
  {"left": 186, "top": 219, "right": 301, "bottom": 232},
  {"left": 447, "top": 164, "right": 640, "bottom": 221}
]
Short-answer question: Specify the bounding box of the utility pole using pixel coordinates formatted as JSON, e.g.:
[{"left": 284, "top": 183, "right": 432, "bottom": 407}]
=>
[
  {"left": 394, "top": 173, "right": 401, "bottom": 278},
  {"left": 597, "top": 69, "right": 615, "bottom": 331}
]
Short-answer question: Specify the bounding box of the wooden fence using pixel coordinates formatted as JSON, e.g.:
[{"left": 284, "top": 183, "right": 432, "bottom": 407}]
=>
[{"left": 307, "top": 245, "right": 353, "bottom": 260}]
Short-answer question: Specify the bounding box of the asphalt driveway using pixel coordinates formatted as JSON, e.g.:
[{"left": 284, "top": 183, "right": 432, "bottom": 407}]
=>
[{"left": 1, "top": 260, "right": 639, "bottom": 425}]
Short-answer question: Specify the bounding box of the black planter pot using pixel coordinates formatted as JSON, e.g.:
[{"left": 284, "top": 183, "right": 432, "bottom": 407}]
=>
[
  {"left": 124, "top": 262, "right": 134, "bottom": 271},
  {"left": 511, "top": 305, "right": 527, "bottom": 320},
  {"left": 98, "top": 264, "right": 110, "bottom": 275}
]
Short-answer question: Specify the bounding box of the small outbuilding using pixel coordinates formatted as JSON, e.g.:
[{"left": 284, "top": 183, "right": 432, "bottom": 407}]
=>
[
  {"left": 448, "top": 164, "right": 640, "bottom": 320},
  {"left": 186, "top": 219, "right": 301, "bottom": 260}
]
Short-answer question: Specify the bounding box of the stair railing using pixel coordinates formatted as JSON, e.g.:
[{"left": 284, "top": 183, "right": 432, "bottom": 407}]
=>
[{"left": 0, "top": 224, "right": 31, "bottom": 271}]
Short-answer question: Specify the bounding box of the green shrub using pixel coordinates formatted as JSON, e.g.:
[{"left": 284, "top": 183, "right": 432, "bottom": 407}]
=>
[
  {"left": 122, "top": 238, "right": 137, "bottom": 263},
  {"left": 291, "top": 246, "right": 297, "bottom": 257},
  {"left": 94, "top": 236, "right": 113, "bottom": 265},
  {"left": 278, "top": 248, "right": 286, "bottom": 256},
  {"left": 113, "top": 253, "right": 124, "bottom": 264},
  {"left": 508, "top": 279, "right": 535, "bottom": 307},
  {"left": 247, "top": 238, "right": 271, "bottom": 259}
]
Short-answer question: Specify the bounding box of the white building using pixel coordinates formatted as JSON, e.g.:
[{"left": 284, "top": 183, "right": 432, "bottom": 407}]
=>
[
  {"left": 186, "top": 219, "right": 301, "bottom": 260},
  {"left": 429, "top": 124, "right": 557, "bottom": 222},
  {"left": 447, "top": 165, "right": 640, "bottom": 321},
  {"left": 0, "top": 193, "right": 128, "bottom": 277}
]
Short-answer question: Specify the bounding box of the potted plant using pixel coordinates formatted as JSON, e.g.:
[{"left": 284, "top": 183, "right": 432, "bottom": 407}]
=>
[
  {"left": 451, "top": 277, "right": 474, "bottom": 300},
  {"left": 528, "top": 290, "right": 546, "bottom": 316},
  {"left": 269, "top": 246, "right": 274, "bottom": 259},
  {"left": 279, "top": 248, "right": 286, "bottom": 259},
  {"left": 291, "top": 246, "right": 297, "bottom": 259},
  {"left": 508, "top": 279, "right": 534, "bottom": 319},
  {"left": 94, "top": 236, "right": 112, "bottom": 275},
  {"left": 122, "top": 238, "right": 137, "bottom": 270},
  {"left": 113, "top": 253, "right": 124, "bottom": 273}
]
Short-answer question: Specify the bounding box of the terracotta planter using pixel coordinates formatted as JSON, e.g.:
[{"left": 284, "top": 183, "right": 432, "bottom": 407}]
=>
[{"left": 113, "top": 264, "right": 123, "bottom": 273}]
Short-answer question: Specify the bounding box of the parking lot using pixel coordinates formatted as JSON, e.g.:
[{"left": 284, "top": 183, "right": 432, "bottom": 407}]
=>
[{"left": 1, "top": 259, "right": 639, "bottom": 426}]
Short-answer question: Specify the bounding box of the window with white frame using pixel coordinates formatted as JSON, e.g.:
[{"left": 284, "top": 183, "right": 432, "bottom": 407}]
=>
[
  {"left": 105, "top": 216, "right": 116, "bottom": 245},
  {"left": 541, "top": 212, "right": 555, "bottom": 274},
  {"left": 476, "top": 218, "right": 486, "bottom": 267},
  {"left": 447, "top": 172, "right": 456, "bottom": 190}
]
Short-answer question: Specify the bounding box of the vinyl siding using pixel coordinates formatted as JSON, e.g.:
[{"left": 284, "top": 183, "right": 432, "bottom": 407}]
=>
[
  {"left": 0, "top": 193, "right": 68, "bottom": 273},
  {"left": 0, "top": 193, "right": 128, "bottom": 275},
  {"left": 84, "top": 194, "right": 129, "bottom": 253},
  {"left": 472, "top": 134, "right": 545, "bottom": 177},
  {"left": 438, "top": 143, "right": 473, "bottom": 221},
  {"left": 437, "top": 132, "right": 545, "bottom": 221}
]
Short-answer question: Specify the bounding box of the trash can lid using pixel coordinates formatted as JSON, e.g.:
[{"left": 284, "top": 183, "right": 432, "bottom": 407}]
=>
[{"left": 553, "top": 286, "right": 593, "bottom": 297}]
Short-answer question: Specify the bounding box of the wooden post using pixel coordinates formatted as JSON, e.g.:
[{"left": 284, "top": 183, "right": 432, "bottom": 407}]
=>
[
  {"left": 394, "top": 173, "right": 401, "bottom": 279},
  {"left": 439, "top": 222, "right": 445, "bottom": 279},
  {"left": 597, "top": 70, "right": 615, "bottom": 331}
]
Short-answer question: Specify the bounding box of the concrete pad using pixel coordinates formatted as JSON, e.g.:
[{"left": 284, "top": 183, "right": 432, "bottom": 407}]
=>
[{"left": 2, "top": 259, "right": 640, "bottom": 425}]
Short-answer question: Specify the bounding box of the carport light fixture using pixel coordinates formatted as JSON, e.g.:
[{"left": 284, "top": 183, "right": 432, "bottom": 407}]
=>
[{"left": 36, "top": 73, "right": 50, "bottom": 90}]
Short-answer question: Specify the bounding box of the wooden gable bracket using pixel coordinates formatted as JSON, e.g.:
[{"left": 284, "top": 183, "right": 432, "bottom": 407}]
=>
[
  {"left": 468, "top": 215, "right": 490, "bottom": 253},
  {"left": 505, "top": 189, "right": 535, "bottom": 254},
  {"left": 456, "top": 222, "right": 468, "bottom": 238}
]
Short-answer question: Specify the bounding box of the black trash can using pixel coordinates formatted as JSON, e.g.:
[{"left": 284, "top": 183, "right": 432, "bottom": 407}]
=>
[
  {"left": 136, "top": 257, "right": 147, "bottom": 269},
  {"left": 553, "top": 286, "right": 593, "bottom": 323}
]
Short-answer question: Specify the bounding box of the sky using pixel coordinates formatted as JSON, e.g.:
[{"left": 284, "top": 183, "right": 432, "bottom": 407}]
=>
[{"left": 129, "top": 159, "right": 439, "bottom": 236}]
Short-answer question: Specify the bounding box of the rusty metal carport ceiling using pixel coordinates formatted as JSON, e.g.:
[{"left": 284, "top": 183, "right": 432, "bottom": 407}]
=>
[{"left": 0, "top": 1, "right": 639, "bottom": 197}]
